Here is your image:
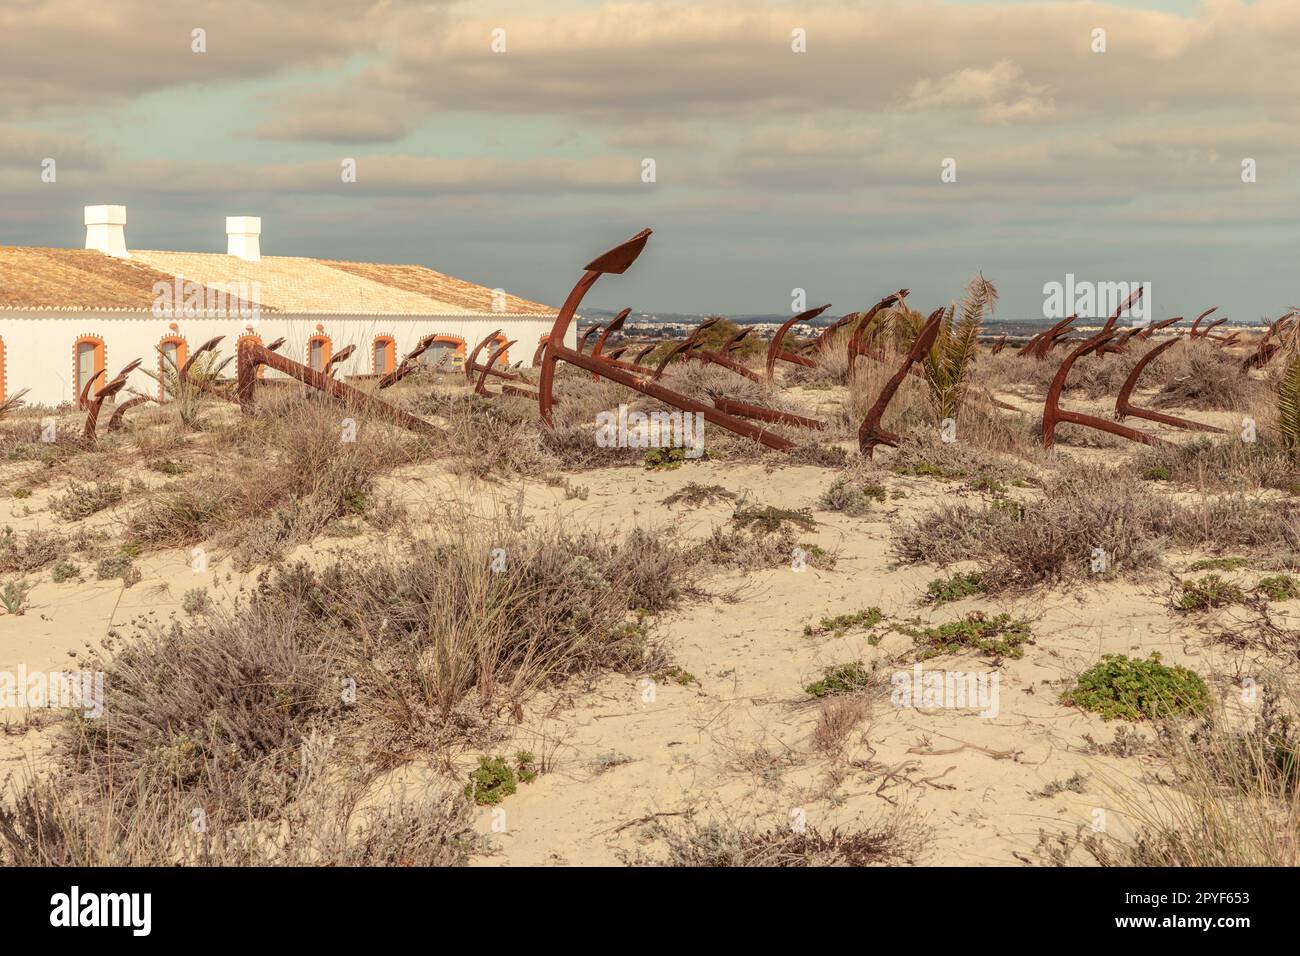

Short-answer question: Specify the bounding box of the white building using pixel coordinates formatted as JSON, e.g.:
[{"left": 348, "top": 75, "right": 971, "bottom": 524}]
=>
[{"left": 0, "top": 205, "right": 567, "bottom": 408}]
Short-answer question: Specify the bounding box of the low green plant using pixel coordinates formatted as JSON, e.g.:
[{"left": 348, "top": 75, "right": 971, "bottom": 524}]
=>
[
  {"left": 1037, "top": 772, "right": 1088, "bottom": 798},
  {"left": 514, "top": 751, "right": 539, "bottom": 784},
  {"left": 1256, "top": 574, "right": 1300, "bottom": 602},
  {"left": 50, "top": 560, "right": 80, "bottom": 584},
  {"left": 804, "top": 607, "right": 883, "bottom": 638},
  {"left": 149, "top": 458, "right": 190, "bottom": 476},
  {"left": 819, "top": 476, "right": 887, "bottom": 516},
  {"left": 592, "top": 751, "right": 634, "bottom": 774},
  {"left": 662, "top": 483, "right": 735, "bottom": 508},
  {"left": 644, "top": 448, "right": 692, "bottom": 471},
  {"left": 1062, "top": 653, "right": 1209, "bottom": 721},
  {"left": 654, "top": 665, "right": 699, "bottom": 687},
  {"left": 796, "top": 542, "right": 837, "bottom": 570},
  {"left": 1177, "top": 574, "right": 1246, "bottom": 611},
  {"left": 805, "top": 661, "right": 878, "bottom": 698},
  {"left": 732, "top": 505, "right": 817, "bottom": 535},
  {"left": 95, "top": 554, "right": 134, "bottom": 581},
  {"left": 923, "top": 571, "right": 986, "bottom": 605},
  {"left": 1, "top": 578, "right": 31, "bottom": 615},
  {"left": 905, "top": 611, "right": 1032, "bottom": 660},
  {"left": 1189, "top": 556, "right": 1248, "bottom": 572},
  {"left": 464, "top": 756, "right": 517, "bottom": 806}
]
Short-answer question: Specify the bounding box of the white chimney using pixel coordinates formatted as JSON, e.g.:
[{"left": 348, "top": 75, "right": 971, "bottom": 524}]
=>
[
  {"left": 226, "top": 216, "right": 262, "bottom": 261},
  {"left": 84, "top": 205, "right": 129, "bottom": 257}
]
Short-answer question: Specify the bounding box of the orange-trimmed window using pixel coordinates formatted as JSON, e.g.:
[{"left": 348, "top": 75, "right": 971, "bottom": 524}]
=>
[
  {"left": 420, "top": 334, "right": 466, "bottom": 372},
  {"left": 372, "top": 335, "right": 397, "bottom": 375},
  {"left": 73, "top": 335, "right": 106, "bottom": 408},
  {"left": 158, "top": 334, "right": 188, "bottom": 400},
  {"left": 307, "top": 333, "right": 332, "bottom": 372}
]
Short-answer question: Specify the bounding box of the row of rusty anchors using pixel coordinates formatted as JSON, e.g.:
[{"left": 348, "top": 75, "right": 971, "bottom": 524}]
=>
[
  {"left": 1243, "top": 312, "right": 1296, "bottom": 371},
  {"left": 237, "top": 338, "right": 439, "bottom": 438},
  {"left": 466, "top": 329, "right": 527, "bottom": 387},
  {"left": 587, "top": 309, "right": 662, "bottom": 377},
  {"left": 536, "top": 229, "right": 800, "bottom": 451},
  {"left": 692, "top": 325, "right": 764, "bottom": 383},
  {"left": 1041, "top": 329, "right": 1174, "bottom": 450},
  {"left": 653, "top": 317, "right": 722, "bottom": 379}
]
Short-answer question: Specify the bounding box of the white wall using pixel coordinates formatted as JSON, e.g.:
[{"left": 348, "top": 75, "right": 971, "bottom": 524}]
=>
[{"left": 0, "top": 312, "right": 575, "bottom": 408}]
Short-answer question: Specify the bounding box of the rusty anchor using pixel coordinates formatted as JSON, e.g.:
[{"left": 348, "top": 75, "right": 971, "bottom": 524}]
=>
[
  {"left": 857, "top": 309, "right": 943, "bottom": 456},
  {"left": 536, "top": 229, "right": 796, "bottom": 451},
  {"left": 237, "top": 340, "right": 439, "bottom": 438},
  {"left": 765, "top": 305, "right": 832, "bottom": 383},
  {"left": 1041, "top": 330, "right": 1172, "bottom": 450},
  {"left": 844, "top": 291, "right": 908, "bottom": 385},
  {"left": 1114, "top": 335, "right": 1225, "bottom": 435}
]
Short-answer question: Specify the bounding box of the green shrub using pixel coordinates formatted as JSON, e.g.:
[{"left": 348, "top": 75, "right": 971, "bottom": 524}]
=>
[
  {"left": 1, "top": 578, "right": 31, "bottom": 616},
  {"left": 1062, "top": 653, "right": 1209, "bottom": 721},
  {"left": 514, "top": 751, "right": 539, "bottom": 784},
  {"left": 95, "top": 554, "right": 133, "bottom": 581},
  {"left": 51, "top": 560, "right": 80, "bottom": 584},
  {"left": 1177, "top": 574, "right": 1246, "bottom": 611},
  {"left": 805, "top": 661, "right": 878, "bottom": 698},
  {"left": 923, "top": 571, "right": 986, "bottom": 605},
  {"left": 464, "top": 756, "right": 517, "bottom": 805},
  {"left": 819, "top": 476, "right": 887, "bottom": 516},
  {"left": 1256, "top": 574, "right": 1300, "bottom": 602}
]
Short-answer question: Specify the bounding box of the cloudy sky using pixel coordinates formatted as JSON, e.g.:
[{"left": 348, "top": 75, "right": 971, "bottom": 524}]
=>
[{"left": 1, "top": 0, "right": 1296, "bottom": 319}]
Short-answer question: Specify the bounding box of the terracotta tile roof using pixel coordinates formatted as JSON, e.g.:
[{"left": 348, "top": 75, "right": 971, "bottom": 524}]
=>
[
  {"left": 318, "top": 260, "right": 557, "bottom": 316},
  {"left": 0, "top": 247, "right": 263, "bottom": 315},
  {"left": 0, "top": 247, "right": 558, "bottom": 317}
]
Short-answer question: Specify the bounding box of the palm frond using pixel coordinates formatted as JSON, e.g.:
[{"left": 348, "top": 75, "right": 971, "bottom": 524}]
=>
[
  {"left": 0, "top": 389, "right": 30, "bottom": 421},
  {"left": 1278, "top": 354, "right": 1300, "bottom": 452}
]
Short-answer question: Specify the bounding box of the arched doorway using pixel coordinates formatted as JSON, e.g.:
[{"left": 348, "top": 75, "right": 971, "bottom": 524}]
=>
[
  {"left": 73, "top": 335, "right": 106, "bottom": 407},
  {"left": 158, "top": 334, "right": 188, "bottom": 400}
]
